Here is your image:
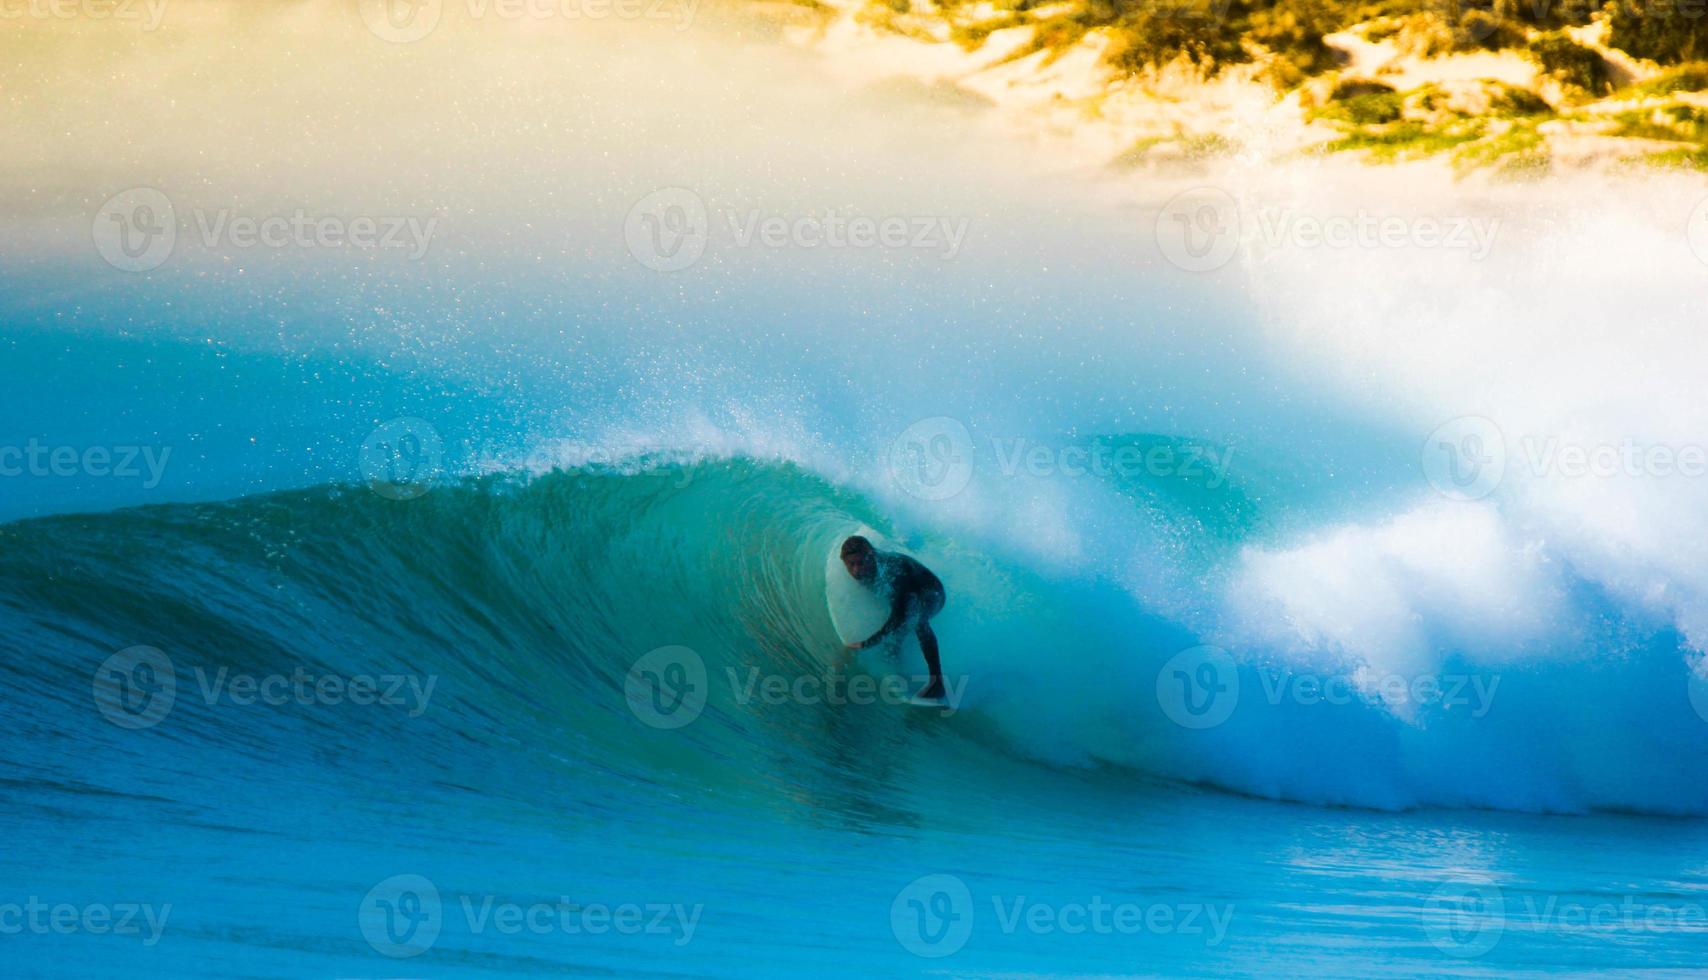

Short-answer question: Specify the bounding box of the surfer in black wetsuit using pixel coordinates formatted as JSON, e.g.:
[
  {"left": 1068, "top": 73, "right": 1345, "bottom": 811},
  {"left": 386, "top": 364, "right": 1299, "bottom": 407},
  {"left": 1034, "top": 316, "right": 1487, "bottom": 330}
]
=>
[{"left": 839, "top": 535, "right": 947, "bottom": 701}]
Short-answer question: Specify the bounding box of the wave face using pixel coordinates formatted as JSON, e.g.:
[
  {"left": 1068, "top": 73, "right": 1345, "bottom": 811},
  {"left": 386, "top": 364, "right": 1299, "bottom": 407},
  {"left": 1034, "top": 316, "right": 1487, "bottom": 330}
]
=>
[{"left": 5, "top": 449, "right": 1706, "bottom": 819}]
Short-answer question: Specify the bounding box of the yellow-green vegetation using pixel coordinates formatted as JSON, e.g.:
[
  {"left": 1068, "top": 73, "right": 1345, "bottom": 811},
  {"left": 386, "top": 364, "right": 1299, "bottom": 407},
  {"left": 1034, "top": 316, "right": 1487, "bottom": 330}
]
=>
[
  {"left": 848, "top": 0, "right": 1708, "bottom": 174},
  {"left": 1323, "top": 122, "right": 1487, "bottom": 160},
  {"left": 1318, "top": 79, "right": 1405, "bottom": 124},
  {"left": 1453, "top": 117, "right": 1552, "bottom": 178},
  {"left": 916, "top": 0, "right": 1626, "bottom": 77},
  {"left": 1610, "top": 103, "right": 1708, "bottom": 140},
  {"left": 1310, "top": 78, "right": 1555, "bottom": 169},
  {"left": 1111, "top": 131, "right": 1242, "bottom": 168},
  {"left": 1310, "top": 71, "right": 1708, "bottom": 173},
  {"left": 1630, "top": 60, "right": 1708, "bottom": 95},
  {"left": 1529, "top": 31, "right": 1611, "bottom": 96},
  {"left": 935, "top": 0, "right": 1408, "bottom": 81},
  {"left": 1638, "top": 144, "right": 1708, "bottom": 167},
  {"left": 1607, "top": 0, "right": 1708, "bottom": 64}
]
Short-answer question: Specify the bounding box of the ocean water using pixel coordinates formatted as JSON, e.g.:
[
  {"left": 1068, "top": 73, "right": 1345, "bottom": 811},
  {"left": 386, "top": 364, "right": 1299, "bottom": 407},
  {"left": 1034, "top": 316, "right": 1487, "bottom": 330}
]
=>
[{"left": 5, "top": 7, "right": 1708, "bottom": 977}]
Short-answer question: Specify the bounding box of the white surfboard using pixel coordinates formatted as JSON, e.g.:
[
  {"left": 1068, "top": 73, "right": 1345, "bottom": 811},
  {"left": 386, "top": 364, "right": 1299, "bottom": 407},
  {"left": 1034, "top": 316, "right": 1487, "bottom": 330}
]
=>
[{"left": 824, "top": 530, "right": 890, "bottom": 648}]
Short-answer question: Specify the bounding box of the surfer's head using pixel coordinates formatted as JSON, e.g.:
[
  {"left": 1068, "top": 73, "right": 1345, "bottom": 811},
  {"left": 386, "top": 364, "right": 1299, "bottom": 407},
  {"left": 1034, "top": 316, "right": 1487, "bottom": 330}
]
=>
[{"left": 840, "top": 536, "right": 877, "bottom": 583}]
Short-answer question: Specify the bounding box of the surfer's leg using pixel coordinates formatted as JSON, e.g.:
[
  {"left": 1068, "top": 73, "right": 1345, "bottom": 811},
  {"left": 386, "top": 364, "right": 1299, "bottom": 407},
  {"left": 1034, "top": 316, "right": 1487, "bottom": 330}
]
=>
[{"left": 915, "top": 619, "right": 946, "bottom": 700}]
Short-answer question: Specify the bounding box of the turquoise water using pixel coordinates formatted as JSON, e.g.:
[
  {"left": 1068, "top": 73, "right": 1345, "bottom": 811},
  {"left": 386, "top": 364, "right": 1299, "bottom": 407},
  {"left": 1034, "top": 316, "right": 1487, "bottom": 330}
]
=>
[
  {"left": 4, "top": 315, "right": 1708, "bottom": 974},
  {"left": 8, "top": 14, "right": 1708, "bottom": 974},
  {"left": 5, "top": 459, "right": 1708, "bottom": 976}
]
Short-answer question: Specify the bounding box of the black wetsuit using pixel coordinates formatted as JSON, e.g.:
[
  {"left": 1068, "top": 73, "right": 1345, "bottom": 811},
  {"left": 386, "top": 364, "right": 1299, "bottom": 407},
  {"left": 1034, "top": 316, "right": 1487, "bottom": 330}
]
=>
[
  {"left": 886, "top": 554, "right": 945, "bottom": 618},
  {"left": 852, "top": 552, "right": 947, "bottom": 698}
]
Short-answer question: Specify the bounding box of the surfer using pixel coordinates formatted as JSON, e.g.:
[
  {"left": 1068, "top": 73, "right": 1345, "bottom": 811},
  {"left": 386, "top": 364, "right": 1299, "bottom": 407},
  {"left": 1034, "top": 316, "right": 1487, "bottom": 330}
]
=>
[{"left": 838, "top": 536, "right": 947, "bottom": 701}]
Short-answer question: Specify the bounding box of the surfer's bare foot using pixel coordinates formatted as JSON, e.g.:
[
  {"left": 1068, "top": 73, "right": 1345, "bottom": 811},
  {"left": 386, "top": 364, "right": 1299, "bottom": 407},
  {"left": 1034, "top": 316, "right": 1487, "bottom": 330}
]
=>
[{"left": 917, "top": 681, "right": 945, "bottom": 701}]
